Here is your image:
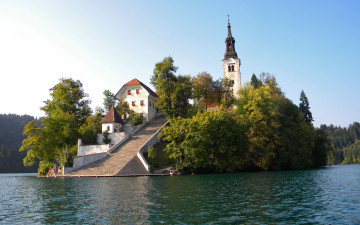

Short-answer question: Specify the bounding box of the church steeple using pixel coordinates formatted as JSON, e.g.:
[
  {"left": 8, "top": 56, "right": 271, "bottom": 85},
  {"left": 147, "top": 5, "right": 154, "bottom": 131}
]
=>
[
  {"left": 222, "top": 16, "right": 241, "bottom": 98},
  {"left": 224, "top": 16, "right": 238, "bottom": 59}
]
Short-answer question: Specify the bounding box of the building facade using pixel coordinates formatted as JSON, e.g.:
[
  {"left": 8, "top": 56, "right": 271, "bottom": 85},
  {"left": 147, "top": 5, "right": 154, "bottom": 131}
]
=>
[
  {"left": 115, "top": 78, "right": 158, "bottom": 122},
  {"left": 222, "top": 19, "right": 241, "bottom": 98}
]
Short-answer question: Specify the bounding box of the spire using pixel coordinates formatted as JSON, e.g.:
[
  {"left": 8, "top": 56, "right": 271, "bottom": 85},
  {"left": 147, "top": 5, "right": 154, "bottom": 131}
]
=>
[
  {"left": 224, "top": 15, "right": 238, "bottom": 59},
  {"left": 227, "top": 14, "right": 232, "bottom": 37}
]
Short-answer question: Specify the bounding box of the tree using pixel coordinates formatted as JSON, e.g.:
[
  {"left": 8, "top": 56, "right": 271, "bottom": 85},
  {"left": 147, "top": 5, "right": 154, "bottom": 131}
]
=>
[
  {"left": 115, "top": 99, "right": 131, "bottom": 123},
  {"left": 150, "top": 56, "right": 192, "bottom": 118},
  {"left": 79, "top": 112, "right": 102, "bottom": 145},
  {"left": 103, "top": 90, "right": 116, "bottom": 112},
  {"left": 299, "top": 90, "right": 313, "bottom": 124},
  {"left": 250, "top": 73, "right": 262, "bottom": 89},
  {"left": 192, "top": 72, "right": 231, "bottom": 110},
  {"left": 193, "top": 72, "right": 215, "bottom": 110},
  {"left": 20, "top": 78, "right": 92, "bottom": 174},
  {"left": 160, "top": 111, "right": 245, "bottom": 173}
]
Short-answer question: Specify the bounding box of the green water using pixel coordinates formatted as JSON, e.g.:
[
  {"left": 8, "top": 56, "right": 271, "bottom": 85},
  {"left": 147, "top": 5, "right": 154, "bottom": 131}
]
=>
[{"left": 1, "top": 165, "right": 360, "bottom": 224}]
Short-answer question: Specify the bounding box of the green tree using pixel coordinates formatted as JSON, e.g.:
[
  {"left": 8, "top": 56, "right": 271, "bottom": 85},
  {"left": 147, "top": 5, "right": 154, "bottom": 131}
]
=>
[
  {"left": 150, "top": 56, "right": 192, "bottom": 118},
  {"left": 103, "top": 90, "right": 116, "bottom": 112},
  {"left": 299, "top": 90, "right": 313, "bottom": 124},
  {"left": 250, "top": 73, "right": 262, "bottom": 89},
  {"left": 20, "top": 78, "right": 92, "bottom": 174},
  {"left": 193, "top": 72, "right": 215, "bottom": 110},
  {"left": 79, "top": 112, "right": 102, "bottom": 145},
  {"left": 115, "top": 99, "right": 131, "bottom": 123},
  {"left": 160, "top": 111, "right": 246, "bottom": 173}
]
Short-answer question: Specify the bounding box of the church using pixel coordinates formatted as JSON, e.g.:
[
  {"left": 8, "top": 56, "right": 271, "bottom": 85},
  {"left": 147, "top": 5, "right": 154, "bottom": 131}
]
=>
[
  {"left": 222, "top": 18, "right": 241, "bottom": 98},
  {"left": 102, "top": 18, "right": 241, "bottom": 126}
]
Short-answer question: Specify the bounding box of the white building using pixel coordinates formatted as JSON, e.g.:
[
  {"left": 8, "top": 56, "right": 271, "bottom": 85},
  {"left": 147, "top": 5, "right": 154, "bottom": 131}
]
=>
[
  {"left": 100, "top": 106, "right": 123, "bottom": 133},
  {"left": 115, "top": 78, "right": 158, "bottom": 122}
]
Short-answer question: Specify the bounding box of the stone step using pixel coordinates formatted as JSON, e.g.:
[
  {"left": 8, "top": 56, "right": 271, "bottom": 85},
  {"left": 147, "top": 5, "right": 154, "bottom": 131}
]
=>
[{"left": 68, "top": 116, "right": 167, "bottom": 176}]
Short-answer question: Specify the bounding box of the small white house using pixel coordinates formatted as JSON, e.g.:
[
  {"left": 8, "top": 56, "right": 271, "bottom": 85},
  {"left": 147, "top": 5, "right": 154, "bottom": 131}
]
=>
[
  {"left": 101, "top": 106, "right": 123, "bottom": 133},
  {"left": 115, "top": 78, "right": 158, "bottom": 122}
]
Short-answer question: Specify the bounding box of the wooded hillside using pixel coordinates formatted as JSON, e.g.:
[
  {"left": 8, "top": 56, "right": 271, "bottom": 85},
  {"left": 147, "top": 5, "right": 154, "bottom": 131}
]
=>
[
  {"left": 321, "top": 122, "right": 360, "bottom": 164},
  {"left": 0, "top": 114, "right": 37, "bottom": 173}
]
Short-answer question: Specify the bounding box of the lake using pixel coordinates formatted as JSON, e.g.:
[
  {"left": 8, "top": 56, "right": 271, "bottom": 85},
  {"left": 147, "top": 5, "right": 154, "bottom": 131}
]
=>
[{"left": 1, "top": 165, "right": 360, "bottom": 224}]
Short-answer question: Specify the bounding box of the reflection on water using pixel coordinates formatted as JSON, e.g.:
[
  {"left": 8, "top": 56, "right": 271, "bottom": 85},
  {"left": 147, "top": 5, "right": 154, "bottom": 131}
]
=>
[{"left": 1, "top": 165, "right": 360, "bottom": 224}]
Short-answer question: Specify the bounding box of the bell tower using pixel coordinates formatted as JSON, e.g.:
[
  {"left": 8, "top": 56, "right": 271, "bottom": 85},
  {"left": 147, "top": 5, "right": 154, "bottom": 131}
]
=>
[{"left": 222, "top": 16, "right": 241, "bottom": 98}]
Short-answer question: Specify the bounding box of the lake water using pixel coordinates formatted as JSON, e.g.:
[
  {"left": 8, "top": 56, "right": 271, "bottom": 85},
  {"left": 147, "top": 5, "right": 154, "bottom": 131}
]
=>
[{"left": 1, "top": 165, "right": 360, "bottom": 224}]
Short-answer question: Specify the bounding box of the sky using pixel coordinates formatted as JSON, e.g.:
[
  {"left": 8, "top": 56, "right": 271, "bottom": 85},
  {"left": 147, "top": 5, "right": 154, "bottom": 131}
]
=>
[{"left": 0, "top": 0, "right": 359, "bottom": 127}]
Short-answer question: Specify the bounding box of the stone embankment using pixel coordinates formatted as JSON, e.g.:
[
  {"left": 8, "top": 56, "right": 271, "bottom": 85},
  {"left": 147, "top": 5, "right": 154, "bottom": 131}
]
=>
[{"left": 67, "top": 116, "right": 168, "bottom": 177}]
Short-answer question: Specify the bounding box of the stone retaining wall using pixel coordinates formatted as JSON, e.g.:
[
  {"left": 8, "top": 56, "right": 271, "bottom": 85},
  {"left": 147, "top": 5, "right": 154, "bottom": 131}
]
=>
[
  {"left": 65, "top": 122, "right": 147, "bottom": 174},
  {"left": 137, "top": 121, "right": 168, "bottom": 172}
]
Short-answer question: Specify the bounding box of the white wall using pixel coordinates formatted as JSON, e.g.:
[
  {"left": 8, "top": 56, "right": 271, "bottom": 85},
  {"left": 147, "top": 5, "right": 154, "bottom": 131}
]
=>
[
  {"left": 77, "top": 144, "right": 111, "bottom": 156},
  {"left": 97, "top": 132, "right": 125, "bottom": 145},
  {"left": 116, "top": 84, "right": 157, "bottom": 122},
  {"left": 101, "top": 122, "right": 122, "bottom": 133}
]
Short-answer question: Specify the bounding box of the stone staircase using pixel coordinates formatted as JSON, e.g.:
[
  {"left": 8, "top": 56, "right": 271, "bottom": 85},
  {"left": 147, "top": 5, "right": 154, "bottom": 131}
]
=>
[{"left": 67, "top": 116, "right": 167, "bottom": 176}]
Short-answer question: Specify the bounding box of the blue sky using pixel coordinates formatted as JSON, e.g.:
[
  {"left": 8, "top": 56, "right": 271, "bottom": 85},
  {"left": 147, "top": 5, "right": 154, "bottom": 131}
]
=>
[{"left": 0, "top": 0, "right": 359, "bottom": 127}]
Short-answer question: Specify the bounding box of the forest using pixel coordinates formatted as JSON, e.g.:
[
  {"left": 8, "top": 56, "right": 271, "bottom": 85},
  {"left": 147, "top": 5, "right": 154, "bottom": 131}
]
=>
[
  {"left": 0, "top": 114, "right": 37, "bottom": 173},
  {"left": 321, "top": 123, "right": 360, "bottom": 164}
]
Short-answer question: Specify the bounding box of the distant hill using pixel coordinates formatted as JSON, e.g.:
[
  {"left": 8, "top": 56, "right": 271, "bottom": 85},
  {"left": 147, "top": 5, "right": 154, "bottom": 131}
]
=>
[
  {"left": 0, "top": 114, "right": 38, "bottom": 173},
  {"left": 320, "top": 122, "right": 360, "bottom": 164}
]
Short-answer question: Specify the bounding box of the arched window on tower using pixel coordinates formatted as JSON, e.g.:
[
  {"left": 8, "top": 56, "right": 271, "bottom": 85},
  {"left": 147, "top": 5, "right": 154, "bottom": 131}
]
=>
[
  {"left": 228, "top": 65, "right": 231, "bottom": 71},
  {"left": 231, "top": 65, "right": 234, "bottom": 71}
]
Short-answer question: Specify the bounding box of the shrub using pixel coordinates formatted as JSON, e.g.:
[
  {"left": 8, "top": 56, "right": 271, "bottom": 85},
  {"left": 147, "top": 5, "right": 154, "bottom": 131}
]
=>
[
  {"left": 103, "top": 131, "right": 111, "bottom": 144},
  {"left": 148, "top": 146, "right": 157, "bottom": 159},
  {"left": 38, "top": 161, "right": 54, "bottom": 176},
  {"left": 56, "top": 145, "right": 77, "bottom": 167},
  {"left": 130, "top": 113, "right": 143, "bottom": 126}
]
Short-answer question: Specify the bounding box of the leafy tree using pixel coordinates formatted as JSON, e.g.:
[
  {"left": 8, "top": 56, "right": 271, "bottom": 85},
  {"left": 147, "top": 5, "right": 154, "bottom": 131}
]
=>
[
  {"left": 115, "top": 99, "right": 131, "bottom": 123},
  {"left": 20, "top": 78, "right": 92, "bottom": 172},
  {"left": 79, "top": 112, "right": 102, "bottom": 145},
  {"left": 160, "top": 111, "right": 246, "bottom": 173},
  {"left": 221, "top": 78, "right": 235, "bottom": 107},
  {"left": 299, "top": 90, "right": 313, "bottom": 124},
  {"left": 103, "top": 90, "right": 116, "bottom": 112},
  {"left": 150, "top": 56, "right": 192, "bottom": 118},
  {"left": 236, "top": 84, "right": 282, "bottom": 170},
  {"left": 193, "top": 72, "right": 215, "bottom": 110}
]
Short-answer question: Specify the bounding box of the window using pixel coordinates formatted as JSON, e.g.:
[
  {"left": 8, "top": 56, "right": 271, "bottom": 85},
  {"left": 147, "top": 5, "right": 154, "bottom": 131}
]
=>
[
  {"left": 228, "top": 64, "right": 235, "bottom": 72},
  {"left": 140, "top": 100, "right": 144, "bottom": 106},
  {"left": 127, "top": 90, "right": 131, "bottom": 95},
  {"left": 106, "top": 126, "right": 110, "bottom": 132},
  {"left": 132, "top": 101, "right": 135, "bottom": 107},
  {"left": 136, "top": 89, "right": 140, "bottom": 95}
]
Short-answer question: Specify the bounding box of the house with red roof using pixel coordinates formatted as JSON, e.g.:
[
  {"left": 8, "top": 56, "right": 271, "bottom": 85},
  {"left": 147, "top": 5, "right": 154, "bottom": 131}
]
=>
[
  {"left": 100, "top": 106, "right": 123, "bottom": 133},
  {"left": 115, "top": 78, "right": 158, "bottom": 122}
]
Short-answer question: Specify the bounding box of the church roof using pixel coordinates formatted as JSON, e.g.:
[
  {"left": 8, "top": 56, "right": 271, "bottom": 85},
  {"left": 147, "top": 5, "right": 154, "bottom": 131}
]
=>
[
  {"left": 101, "top": 106, "right": 123, "bottom": 124},
  {"left": 122, "top": 78, "right": 158, "bottom": 97}
]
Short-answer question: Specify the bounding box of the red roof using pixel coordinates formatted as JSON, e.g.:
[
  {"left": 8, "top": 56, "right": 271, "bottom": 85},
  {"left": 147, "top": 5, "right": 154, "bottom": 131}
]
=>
[
  {"left": 124, "top": 79, "right": 141, "bottom": 86},
  {"left": 121, "top": 78, "right": 157, "bottom": 97},
  {"left": 101, "top": 106, "right": 123, "bottom": 123}
]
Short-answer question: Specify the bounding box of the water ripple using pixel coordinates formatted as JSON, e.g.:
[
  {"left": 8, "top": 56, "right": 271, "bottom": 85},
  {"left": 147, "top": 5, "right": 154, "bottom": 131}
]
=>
[{"left": 1, "top": 165, "right": 360, "bottom": 224}]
